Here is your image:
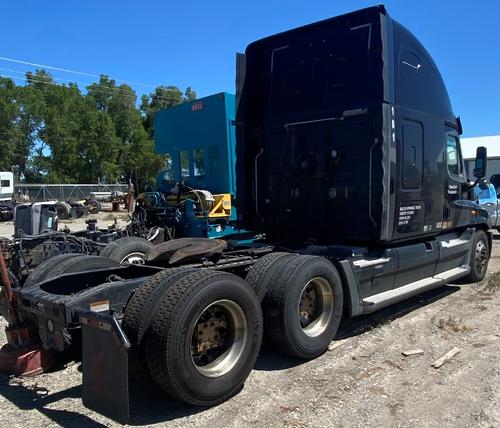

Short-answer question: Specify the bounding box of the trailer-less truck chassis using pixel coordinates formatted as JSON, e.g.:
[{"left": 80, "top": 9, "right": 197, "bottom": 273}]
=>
[{"left": 0, "top": 5, "right": 493, "bottom": 423}]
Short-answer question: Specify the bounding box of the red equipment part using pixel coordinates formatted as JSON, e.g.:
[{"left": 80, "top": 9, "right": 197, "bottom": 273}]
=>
[{"left": 0, "top": 243, "right": 55, "bottom": 376}]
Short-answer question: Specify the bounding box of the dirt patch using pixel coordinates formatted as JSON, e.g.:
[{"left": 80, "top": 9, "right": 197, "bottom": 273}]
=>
[{"left": 0, "top": 209, "right": 129, "bottom": 238}]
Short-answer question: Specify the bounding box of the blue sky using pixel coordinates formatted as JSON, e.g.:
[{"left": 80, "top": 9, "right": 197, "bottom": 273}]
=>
[{"left": 1, "top": 0, "right": 499, "bottom": 137}]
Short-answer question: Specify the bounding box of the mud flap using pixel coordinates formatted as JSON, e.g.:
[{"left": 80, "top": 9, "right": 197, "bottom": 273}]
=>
[{"left": 78, "top": 309, "right": 131, "bottom": 424}]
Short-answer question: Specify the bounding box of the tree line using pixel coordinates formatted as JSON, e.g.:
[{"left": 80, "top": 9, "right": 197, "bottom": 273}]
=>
[{"left": 0, "top": 70, "right": 196, "bottom": 190}]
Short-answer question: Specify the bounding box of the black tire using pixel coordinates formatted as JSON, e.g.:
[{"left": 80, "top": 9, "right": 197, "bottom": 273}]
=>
[
  {"left": 463, "top": 229, "right": 490, "bottom": 283},
  {"left": 122, "top": 267, "right": 195, "bottom": 377},
  {"left": 68, "top": 201, "right": 86, "bottom": 218},
  {"left": 25, "top": 253, "right": 83, "bottom": 286},
  {"left": 145, "top": 270, "right": 263, "bottom": 405},
  {"left": 101, "top": 237, "right": 153, "bottom": 264},
  {"left": 54, "top": 202, "right": 71, "bottom": 219},
  {"left": 49, "top": 255, "right": 119, "bottom": 280},
  {"left": 245, "top": 252, "right": 294, "bottom": 301},
  {"left": 86, "top": 199, "right": 102, "bottom": 214},
  {"left": 264, "top": 254, "right": 343, "bottom": 359}
]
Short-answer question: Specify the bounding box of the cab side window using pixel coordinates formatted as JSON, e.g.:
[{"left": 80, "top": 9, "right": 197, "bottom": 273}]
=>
[{"left": 446, "top": 135, "right": 463, "bottom": 178}]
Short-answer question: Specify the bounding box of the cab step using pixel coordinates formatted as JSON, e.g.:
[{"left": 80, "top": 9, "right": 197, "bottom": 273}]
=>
[{"left": 360, "top": 265, "right": 470, "bottom": 314}]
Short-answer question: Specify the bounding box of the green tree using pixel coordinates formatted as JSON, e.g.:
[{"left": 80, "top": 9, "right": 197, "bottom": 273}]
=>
[
  {"left": 26, "top": 71, "right": 121, "bottom": 183},
  {"left": 0, "top": 75, "right": 43, "bottom": 180},
  {"left": 87, "top": 76, "right": 164, "bottom": 189},
  {"left": 0, "top": 70, "right": 197, "bottom": 190},
  {"left": 0, "top": 77, "right": 20, "bottom": 171},
  {"left": 140, "top": 85, "right": 196, "bottom": 136}
]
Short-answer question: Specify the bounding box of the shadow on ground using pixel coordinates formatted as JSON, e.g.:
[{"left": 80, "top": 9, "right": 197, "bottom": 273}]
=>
[
  {"left": 255, "top": 284, "right": 460, "bottom": 371},
  {"left": 0, "top": 379, "right": 105, "bottom": 428},
  {"left": 0, "top": 370, "right": 208, "bottom": 427},
  {"left": 0, "top": 284, "right": 461, "bottom": 426}
]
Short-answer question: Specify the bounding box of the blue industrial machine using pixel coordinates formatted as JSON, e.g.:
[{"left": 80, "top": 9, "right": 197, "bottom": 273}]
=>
[{"left": 138, "top": 92, "right": 244, "bottom": 240}]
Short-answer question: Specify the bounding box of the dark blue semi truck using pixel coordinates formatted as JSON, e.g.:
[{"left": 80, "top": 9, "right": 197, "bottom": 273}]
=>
[{"left": 2, "top": 5, "right": 492, "bottom": 422}]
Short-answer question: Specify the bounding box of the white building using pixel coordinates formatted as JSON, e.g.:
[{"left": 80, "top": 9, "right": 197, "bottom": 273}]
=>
[{"left": 461, "top": 135, "right": 500, "bottom": 179}]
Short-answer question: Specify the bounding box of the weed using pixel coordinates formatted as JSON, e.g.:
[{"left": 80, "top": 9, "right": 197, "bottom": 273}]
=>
[
  {"left": 102, "top": 213, "right": 116, "bottom": 222},
  {"left": 436, "top": 317, "right": 472, "bottom": 333},
  {"left": 483, "top": 272, "right": 500, "bottom": 292}
]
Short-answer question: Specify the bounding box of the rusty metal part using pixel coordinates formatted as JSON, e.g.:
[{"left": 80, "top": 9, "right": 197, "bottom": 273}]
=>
[
  {"left": 0, "top": 342, "right": 54, "bottom": 376},
  {"left": 0, "top": 243, "right": 13, "bottom": 304},
  {"left": 194, "top": 315, "right": 227, "bottom": 354},
  {"left": 0, "top": 243, "right": 56, "bottom": 375},
  {"left": 299, "top": 283, "right": 318, "bottom": 322},
  {"left": 0, "top": 242, "right": 20, "bottom": 325}
]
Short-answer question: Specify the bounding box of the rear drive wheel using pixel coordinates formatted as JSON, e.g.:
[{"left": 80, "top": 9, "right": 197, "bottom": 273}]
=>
[
  {"left": 122, "top": 267, "right": 194, "bottom": 378},
  {"left": 463, "top": 229, "right": 490, "bottom": 283},
  {"left": 264, "top": 254, "right": 343, "bottom": 359},
  {"left": 145, "top": 270, "right": 262, "bottom": 405},
  {"left": 245, "top": 252, "right": 293, "bottom": 301},
  {"left": 101, "top": 237, "right": 153, "bottom": 264}
]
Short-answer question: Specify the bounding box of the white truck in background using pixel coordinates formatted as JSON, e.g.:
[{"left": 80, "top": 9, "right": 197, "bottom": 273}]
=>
[
  {"left": 0, "top": 172, "right": 13, "bottom": 201},
  {"left": 0, "top": 172, "right": 15, "bottom": 221}
]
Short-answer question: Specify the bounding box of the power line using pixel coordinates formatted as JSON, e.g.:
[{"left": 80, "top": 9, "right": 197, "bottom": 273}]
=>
[
  {"left": 0, "top": 73, "right": 188, "bottom": 104},
  {"left": 0, "top": 55, "right": 158, "bottom": 89},
  {"left": 1, "top": 70, "right": 140, "bottom": 98},
  {"left": 0, "top": 67, "right": 149, "bottom": 99},
  {"left": 0, "top": 130, "right": 162, "bottom": 146},
  {"left": 0, "top": 70, "right": 182, "bottom": 100}
]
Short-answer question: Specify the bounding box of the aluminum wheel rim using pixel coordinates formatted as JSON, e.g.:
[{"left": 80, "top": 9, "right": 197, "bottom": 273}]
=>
[
  {"left": 298, "top": 277, "right": 334, "bottom": 337},
  {"left": 120, "top": 252, "right": 146, "bottom": 264},
  {"left": 190, "top": 299, "right": 248, "bottom": 378},
  {"left": 475, "top": 240, "right": 488, "bottom": 274}
]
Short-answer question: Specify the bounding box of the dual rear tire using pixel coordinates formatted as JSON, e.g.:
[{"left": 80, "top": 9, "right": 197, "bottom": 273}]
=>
[
  {"left": 124, "top": 269, "right": 263, "bottom": 405},
  {"left": 125, "top": 253, "right": 343, "bottom": 405},
  {"left": 247, "top": 253, "right": 344, "bottom": 359}
]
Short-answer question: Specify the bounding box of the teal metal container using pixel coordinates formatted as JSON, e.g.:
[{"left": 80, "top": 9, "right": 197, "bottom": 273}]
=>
[{"left": 154, "top": 92, "right": 236, "bottom": 196}]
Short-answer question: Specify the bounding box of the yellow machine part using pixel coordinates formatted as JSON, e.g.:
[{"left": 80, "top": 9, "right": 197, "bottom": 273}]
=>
[
  {"left": 208, "top": 193, "right": 232, "bottom": 218},
  {"left": 147, "top": 191, "right": 231, "bottom": 218}
]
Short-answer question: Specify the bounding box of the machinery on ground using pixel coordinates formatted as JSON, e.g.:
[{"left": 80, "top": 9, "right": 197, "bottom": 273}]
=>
[
  {"left": 1, "top": 202, "right": 157, "bottom": 284},
  {"left": 0, "top": 6, "right": 493, "bottom": 423},
  {"left": 135, "top": 92, "right": 251, "bottom": 241}
]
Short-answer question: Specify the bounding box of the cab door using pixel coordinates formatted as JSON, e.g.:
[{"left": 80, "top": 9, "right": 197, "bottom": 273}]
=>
[
  {"left": 434, "top": 132, "right": 474, "bottom": 276},
  {"left": 443, "top": 132, "right": 472, "bottom": 230}
]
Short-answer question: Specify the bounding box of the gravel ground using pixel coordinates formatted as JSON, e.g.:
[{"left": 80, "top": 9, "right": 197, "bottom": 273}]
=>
[{"left": 0, "top": 238, "right": 499, "bottom": 427}]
